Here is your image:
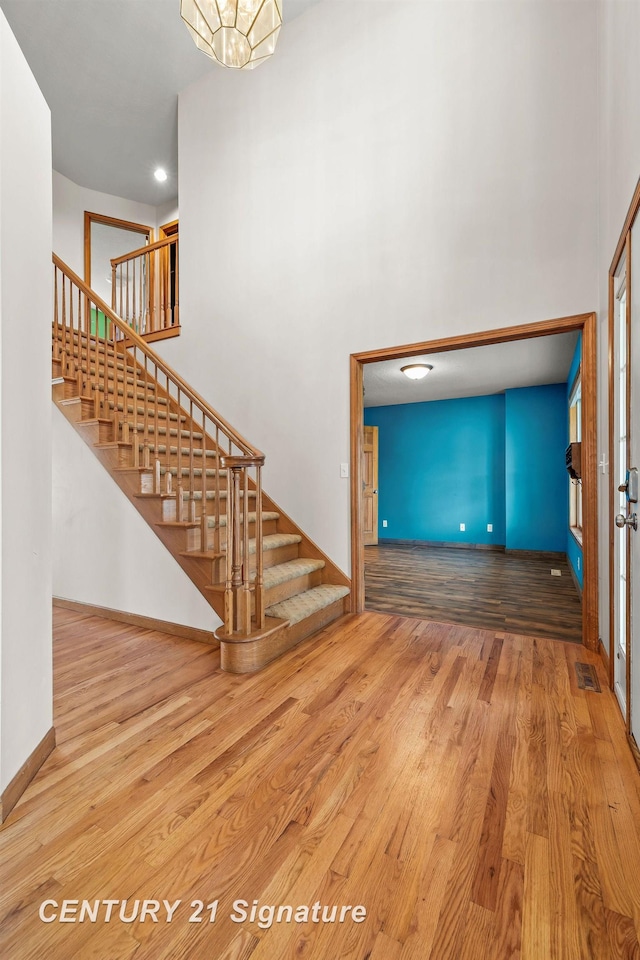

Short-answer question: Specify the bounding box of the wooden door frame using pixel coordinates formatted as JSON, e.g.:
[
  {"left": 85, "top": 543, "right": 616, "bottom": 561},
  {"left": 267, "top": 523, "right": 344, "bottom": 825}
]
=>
[
  {"left": 350, "top": 312, "right": 599, "bottom": 651},
  {"left": 83, "top": 211, "right": 153, "bottom": 287},
  {"left": 608, "top": 175, "right": 640, "bottom": 749}
]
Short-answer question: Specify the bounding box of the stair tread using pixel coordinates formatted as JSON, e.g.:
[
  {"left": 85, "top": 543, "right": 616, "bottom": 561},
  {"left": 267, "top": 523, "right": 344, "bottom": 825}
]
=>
[
  {"left": 207, "top": 511, "right": 279, "bottom": 529},
  {"left": 188, "top": 489, "right": 255, "bottom": 501},
  {"left": 160, "top": 466, "right": 226, "bottom": 477},
  {"left": 249, "top": 533, "right": 301, "bottom": 556},
  {"left": 266, "top": 584, "right": 350, "bottom": 625},
  {"left": 140, "top": 444, "right": 218, "bottom": 458},
  {"left": 263, "top": 558, "right": 325, "bottom": 589}
]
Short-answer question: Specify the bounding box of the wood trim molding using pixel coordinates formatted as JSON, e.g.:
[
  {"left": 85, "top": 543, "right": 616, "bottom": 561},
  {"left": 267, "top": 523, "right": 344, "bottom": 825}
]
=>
[
  {"left": 628, "top": 732, "right": 640, "bottom": 775},
  {"left": 350, "top": 355, "right": 365, "bottom": 612},
  {"left": 379, "top": 538, "right": 506, "bottom": 552},
  {"left": 159, "top": 219, "right": 179, "bottom": 238},
  {"left": 581, "top": 312, "right": 599, "bottom": 652},
  {"left": 609, "top": 174, "right": 640, "bottom": 276},
  {"left": 0, "top": 726, "right": 55, "bottom": 823},
  {"left": 568, "top": 561, "right": 584, "bottom": 599},
  {"left": 140, "top": 325, "right": 181, "bottom": 344},
  {"left": 599, "top": 637, "right": 610, "bottom": 679},
  {"left": 53, "top": 597, "right": 218, "bottom": 645},
  {"left": 350, "top": 312, "right": 599, "bottom": 654},
  {"left": 83, "top": 211, "right": 153, "bottom": 287},
  {"left": 352, "top": 313, "right": 593, "bottom": 366},
  {"left": 608, "top": 263, "right": 616, "bottom": 689}
]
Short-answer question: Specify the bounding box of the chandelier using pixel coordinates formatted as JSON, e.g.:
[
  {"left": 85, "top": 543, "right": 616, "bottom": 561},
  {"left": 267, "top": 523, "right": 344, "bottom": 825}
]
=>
[{"left": 180, "top": 0, "right": 283, "bottom": 70}]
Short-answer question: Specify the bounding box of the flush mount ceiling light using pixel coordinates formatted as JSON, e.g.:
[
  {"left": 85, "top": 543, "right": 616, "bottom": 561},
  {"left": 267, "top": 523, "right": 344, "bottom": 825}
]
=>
[
  {"left": 154, "top": 168, "right": 168, "bottom": 182},
  {"left": 400, "top": 363, "right": 433, "bottom": 380},
  {"left": 180, "top": 0, "right": 283, "bottom": 70}
]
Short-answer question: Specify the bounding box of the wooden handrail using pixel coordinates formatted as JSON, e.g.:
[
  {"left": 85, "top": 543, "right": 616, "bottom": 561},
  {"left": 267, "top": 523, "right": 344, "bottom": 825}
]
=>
[
  {"left": 52, "top": 252, "right": 266, "bottom": 637},
  {"left": 52, "top": 253, "right": 263, "bottom": 459},
  {"left": 110, "top": 234, "right": 178, "bottom": 267}
]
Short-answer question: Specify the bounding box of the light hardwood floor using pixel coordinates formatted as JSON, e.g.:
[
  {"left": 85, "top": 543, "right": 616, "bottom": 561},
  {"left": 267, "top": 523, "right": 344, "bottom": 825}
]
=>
[
  {"left": 365, "top": 544, "right": 583, "bottom": 643},
  {"left": 1, "top": 606, "right": 639, "bottom": 959}
]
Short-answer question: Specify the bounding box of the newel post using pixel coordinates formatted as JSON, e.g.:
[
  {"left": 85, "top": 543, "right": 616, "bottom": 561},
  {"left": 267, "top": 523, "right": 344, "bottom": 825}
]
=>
[{"left": 220, "top": 454, "right": 265, "bottom": 636}]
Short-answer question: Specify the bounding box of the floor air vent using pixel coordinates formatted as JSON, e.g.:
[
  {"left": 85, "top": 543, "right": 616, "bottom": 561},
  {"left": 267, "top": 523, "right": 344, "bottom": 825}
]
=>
[{"left": 575, "top": 662, "right": 601, "bottom": 693}]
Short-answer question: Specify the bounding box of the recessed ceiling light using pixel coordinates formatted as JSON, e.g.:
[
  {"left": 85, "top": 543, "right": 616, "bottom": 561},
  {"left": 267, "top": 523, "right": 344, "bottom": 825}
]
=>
[
  {"left": 154, "top": 168, "right": 168, "bottom": 183},
  {"left": 400, "top": 363, "right": 433, "bottom": 380}
]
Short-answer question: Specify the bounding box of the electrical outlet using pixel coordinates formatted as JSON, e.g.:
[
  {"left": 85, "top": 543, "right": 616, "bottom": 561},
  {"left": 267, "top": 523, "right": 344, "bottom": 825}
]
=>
[
  {"left": 487, "top": 523, "right": 493, "bottom": 532},
  {"left": 459, "top": 523, "right": 465, "bottom": 532},
  {"left": 382, "top": 520, "right": 388, "bottom": 528}
]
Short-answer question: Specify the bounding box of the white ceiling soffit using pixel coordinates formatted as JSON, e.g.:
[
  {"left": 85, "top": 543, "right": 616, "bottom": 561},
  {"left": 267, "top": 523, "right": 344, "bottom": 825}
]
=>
[
  {"left": 363, "top": 331, "right": 580, "bottom": 408},
  {"left": 0, "top": 0, "right": 322, "bottom": 207}
]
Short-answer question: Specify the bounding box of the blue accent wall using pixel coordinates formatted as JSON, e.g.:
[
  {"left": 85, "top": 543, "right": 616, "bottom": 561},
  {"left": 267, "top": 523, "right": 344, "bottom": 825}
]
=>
[
  {"left": 364, "top": 395, "right": 506, "bottom": 545},
  {"left": 366, "top": 383, "right": 569, "bottom": 553},
  {"left": 566, "top": 334, "right": 583, "bottom": 588},
  {"left": 504, "top": 384, "right": 568, "bottom": 552}
]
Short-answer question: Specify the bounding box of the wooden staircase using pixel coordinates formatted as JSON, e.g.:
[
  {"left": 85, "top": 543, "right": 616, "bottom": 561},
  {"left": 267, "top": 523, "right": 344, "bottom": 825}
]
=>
[{"left": 51, "top": 254, "right": 350, "bottom": 672}]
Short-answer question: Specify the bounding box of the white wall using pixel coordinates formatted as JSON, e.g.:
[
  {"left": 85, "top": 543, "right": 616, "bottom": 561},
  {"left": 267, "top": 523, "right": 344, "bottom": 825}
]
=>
[
  {"left": 596, "top": 1, "right": 640, "bottom": 658},
  {"left": 52, "top": 170, "right": 160, "bottom": 279},
  {"left": 157, "top": 199, "right": 179, "bottom": 229},
  {"left": 0, "top": 11, "right": 52, "bottom": 793},
  {"left": 50, "top": 173, "right": 203, "bottom": 627},
  {"left": 52, "top": 409, "right": 218, "bottom": 631},
  {"left": 166, "top": 0, "right": 599, "bottom": 574}
]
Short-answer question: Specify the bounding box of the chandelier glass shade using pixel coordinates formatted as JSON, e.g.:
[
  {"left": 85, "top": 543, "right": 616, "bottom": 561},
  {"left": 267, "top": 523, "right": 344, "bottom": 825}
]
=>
[{"left": 180, "top": 0, "right": 283, "bottom": 70}]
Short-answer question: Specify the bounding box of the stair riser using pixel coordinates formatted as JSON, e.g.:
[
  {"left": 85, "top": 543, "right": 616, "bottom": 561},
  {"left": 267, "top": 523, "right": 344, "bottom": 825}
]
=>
[
  {"left": 218, "top": 596, "right": 349, "bottom": 674},
  {"left": 263, "top": 569, "right": 324, "bottom": 611},
  {"left": 205, "top": 517, "right": 279, "bottom": 548},
  {"left": 206, "top": 569, "right": 324, "bottom": 616},
  {"left": 135, "top": 451, "right": 222, "bottom": 472},
  {"left": 185, "top": 540, "right": 304, "bottom": 591},
  {"left": 140, "top": 472, "right": 228, "bottom": 495},
  {"left": 179, "top": 517, "right": 280, "bottom": 554},
  {"left": 281, "top": 596, "right": 350, "bottom": 648},
  {"left": 108, "top": 406, "right": 186, "bottom": 424},
  {"left": 78, "top": 419, "right": 115, "bottom": 444},
  {"left": 160, "top": 494, "right": 256, "bottom": 522},
  {"left": 56, "top": 370, "right": 161, "bottom": 406},
  {"left": 57, "top": 356, "right": 155, "bottom": 389}
]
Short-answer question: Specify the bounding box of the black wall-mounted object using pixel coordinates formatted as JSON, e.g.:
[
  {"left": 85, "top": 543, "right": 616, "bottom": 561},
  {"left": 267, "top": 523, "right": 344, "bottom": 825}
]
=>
[{"left": 566, "top": 441, "right": 582, "bottom": 480}]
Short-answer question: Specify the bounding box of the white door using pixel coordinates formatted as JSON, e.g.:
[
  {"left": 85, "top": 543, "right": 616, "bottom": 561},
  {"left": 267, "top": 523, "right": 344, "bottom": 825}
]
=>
[
  {"left": 630, "top": 223, "right": 640, "bottom": 747},
  {"left": 613, "top": 228, "right": 640, "bottom": 746},
  {"left": 613, "top": 258, "right": 628, "bottom": 715}
]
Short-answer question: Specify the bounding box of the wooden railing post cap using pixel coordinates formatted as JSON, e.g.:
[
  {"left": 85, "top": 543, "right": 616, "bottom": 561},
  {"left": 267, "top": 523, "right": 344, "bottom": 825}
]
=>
[{"left": 221, "top": 455, "right": 265, "bottom": 469}]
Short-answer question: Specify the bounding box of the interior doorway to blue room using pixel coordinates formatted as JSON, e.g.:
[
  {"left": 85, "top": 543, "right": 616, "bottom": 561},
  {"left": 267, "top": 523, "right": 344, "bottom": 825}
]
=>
[{"left": 350, "top": 313, "right": 598, "bottom": 651}]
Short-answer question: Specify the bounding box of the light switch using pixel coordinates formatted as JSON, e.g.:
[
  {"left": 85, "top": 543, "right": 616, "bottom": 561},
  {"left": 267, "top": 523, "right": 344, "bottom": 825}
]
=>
[{"left": 340, "top": 462, "right": 349, "bottom": 478}]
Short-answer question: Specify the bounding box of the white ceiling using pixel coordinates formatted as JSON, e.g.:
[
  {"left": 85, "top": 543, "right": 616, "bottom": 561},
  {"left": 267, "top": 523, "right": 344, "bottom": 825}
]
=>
[
  {"left": 363, "top": 331, "right": 580, "bottom": 407},
  {"left": 0, "top": 0, "right": 321, "bottom": 206}
]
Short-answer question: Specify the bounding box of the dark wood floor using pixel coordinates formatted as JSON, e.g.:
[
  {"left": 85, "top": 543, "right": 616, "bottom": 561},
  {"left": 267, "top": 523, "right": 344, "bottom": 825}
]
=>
[
  {"left": 365, "top": 544, "right": 583, "bottom": 643},
  {"left": 1, "top": 607, "right": 638, "bottom": 959}
]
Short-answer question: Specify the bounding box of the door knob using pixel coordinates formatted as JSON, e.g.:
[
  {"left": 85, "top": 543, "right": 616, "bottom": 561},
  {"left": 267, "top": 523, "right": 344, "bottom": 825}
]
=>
[{"left": 616, "top": 512, "right": 638, "bottom": 530}]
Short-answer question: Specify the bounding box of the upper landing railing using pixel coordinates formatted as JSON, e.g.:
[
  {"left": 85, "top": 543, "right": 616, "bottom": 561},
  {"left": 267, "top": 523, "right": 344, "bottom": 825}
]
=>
[{"left": 111, "top": 234, "right": 179, "bottom": 339}]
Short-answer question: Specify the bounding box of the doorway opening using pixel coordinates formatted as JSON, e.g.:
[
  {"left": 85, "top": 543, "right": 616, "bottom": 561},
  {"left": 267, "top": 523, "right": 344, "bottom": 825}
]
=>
[{"left": 350, "top": 313, "right": 599, "bottom": 651}]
